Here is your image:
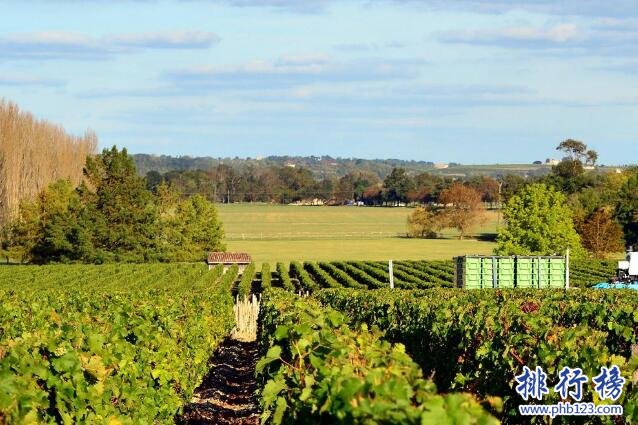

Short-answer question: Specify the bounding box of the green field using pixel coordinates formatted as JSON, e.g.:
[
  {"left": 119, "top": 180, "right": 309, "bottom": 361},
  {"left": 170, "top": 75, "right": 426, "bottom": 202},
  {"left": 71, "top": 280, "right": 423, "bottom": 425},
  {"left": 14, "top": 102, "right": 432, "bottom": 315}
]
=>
[
  {"left": 2, "top": 261, "right": 634, "bottom": 423},
  {"left": 217, "top": 203, "right": 498, "bottom": 263}
]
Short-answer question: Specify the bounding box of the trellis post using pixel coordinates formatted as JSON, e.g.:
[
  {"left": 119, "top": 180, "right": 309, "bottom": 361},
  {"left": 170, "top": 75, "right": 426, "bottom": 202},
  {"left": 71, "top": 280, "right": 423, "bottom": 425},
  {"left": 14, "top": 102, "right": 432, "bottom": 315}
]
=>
[
  {"left": 389, "top": 260, "right": 394, "bottom": 289},
  {"left": 565, "top": 249, "right": 570, "bottom": 289}
]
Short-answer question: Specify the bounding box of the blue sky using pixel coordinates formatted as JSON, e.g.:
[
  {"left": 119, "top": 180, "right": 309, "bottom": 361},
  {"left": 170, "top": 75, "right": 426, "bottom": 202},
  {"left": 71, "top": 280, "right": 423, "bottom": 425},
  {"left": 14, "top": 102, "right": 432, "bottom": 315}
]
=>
[{"left": 1, "top": 1, "right": 637, "bottom": 164}]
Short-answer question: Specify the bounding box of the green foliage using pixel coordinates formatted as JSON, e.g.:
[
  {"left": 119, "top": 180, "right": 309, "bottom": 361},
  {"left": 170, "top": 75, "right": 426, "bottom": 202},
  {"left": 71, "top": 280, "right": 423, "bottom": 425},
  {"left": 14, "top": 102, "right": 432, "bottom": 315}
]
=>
[
  {"left": 264, "top": 259, "right": 614, "bottom": 291},
  {"left": 160, "top": 194, "right": 226, "bottom": 262},
  {"left": 556, "top": 139, "right": 598, "bottom": 166},
  {"left": 4, "top": 146, "right": 225, "bottom": 263},
  {"left": 276, "top": 167, "right": 316, "bottom": 203},
  {"left": 276, "top": 262, "right": 295, "bottom": 291},
  {"left": 145, "top": 170, "right": 164, "bottom": 193},
  {"left": 317, "top": 288, "right": 638, "bottom": 424},
  {"left": 553, "top": 158, "right": 585, "bottom": 179},
  {"left": 261, "top": 263, "right": 272, "bottom": 289},
  {"left": 569, "top": 259, "right": 617, "bottom": 288},
  {"left": 237, "top": 263, "right": 256, "bottom": 299},
  {"left": 407, "top": 206, "right": 440, "bottom": 238},
  {"left": 546, "top": 164, "right": 596, "bottom": 195},
  {"left": 219, "top": 264, "right": 240, "bottom": 288},
  {"left": 394, "top": 261, "right": 454, "bottom": 288},
  {"left": 383, "top": 167, "right": 414, "bottom": 204},
  {"left": 303, "top": 262, "right": 341, "bottom": 289},
  {"left": 83, "top": 146, "right": 159, "bottom": 262},
  {"left": 257, "top": 289, "right": 499, "bottom": 425},
  {"left": 333, "top": 170, "right": 381, "bottom": 203},
  {"left": 318, "top": 262, "right": 367, "bottom": 289},
  {"left": 499, "top": 174, "right": 527, "bottom": 203},
  {"left": 348, "top": 261, "right": 397, "bottom": 287},
  {"left": 8, "top": 180, "right": 86, "bottom": 263},
  {"left": 615, "top": 170, "right": 638, "bottom": 246},
  {"left": 544, "top": 140, "right": 598, "bottom": 194},
  {"left": 0, "top": 263, "right": 234, "bottom": 423},
  {"left": 333, "top": 262, "right": 386, "bottom": 289},
  {"left": 289, "top": 261, "right": 320, "bottom": 292},
  {"left": 496, "top": 183, "right": 585, "bottom": 257}
]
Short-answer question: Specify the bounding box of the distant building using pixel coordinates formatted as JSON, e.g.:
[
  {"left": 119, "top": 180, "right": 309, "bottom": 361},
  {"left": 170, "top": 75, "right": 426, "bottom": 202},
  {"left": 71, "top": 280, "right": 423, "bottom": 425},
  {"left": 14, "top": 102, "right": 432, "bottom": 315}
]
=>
[
  {"left": 284, "top": 162, "right": 296, "bottom": 168},
  {"left": 207, "top": 252, "right": 251, "bottom": 273},
  {"left": 434, "top": 163, "right": 449, "bottom": 169},
  {"left": 545, "top": 158, "right": 560, "bottom": 166},
  {"left": 290, "top": 198, "right": 325, "bottom": 206}
]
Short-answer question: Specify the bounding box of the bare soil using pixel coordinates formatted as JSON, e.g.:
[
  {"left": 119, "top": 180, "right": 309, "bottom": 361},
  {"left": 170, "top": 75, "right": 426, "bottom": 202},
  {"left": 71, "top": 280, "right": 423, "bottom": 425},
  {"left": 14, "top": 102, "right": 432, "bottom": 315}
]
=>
[{"left": 178, "top": 338, "right": 261, "bottom": 425}]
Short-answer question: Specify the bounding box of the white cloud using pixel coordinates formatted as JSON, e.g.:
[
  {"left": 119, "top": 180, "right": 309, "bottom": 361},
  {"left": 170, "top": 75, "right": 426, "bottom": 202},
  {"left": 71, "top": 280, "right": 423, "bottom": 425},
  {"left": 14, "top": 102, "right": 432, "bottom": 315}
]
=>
[
  {"left": 438, "top": 24, "right": 583, "bottom": 48},
  {"left": 183, "top": 0, "right": 638, "bottom": 18},
  {"left": 203, "top": 0, "right": 330, "bottom": 13},
  {"left": 0, "top": 75, "right": 66, "bottom": 87},
  {"left": 106, "top": 31, "right": 220, "bottom": 49},
  {"left": 436, "top": 19, "right": 638, "bottom": 58},
  {"left": 502, "top": 24, "right": 580, "bottom": 43},
  {"left": 163, "top": 56, "right": 424, "bottom": 90},
  {"left": 0, "top": 32, "right": 109, "bottom": 60},
  {"left": 387, "top": 0, "right": 638, "bottom": 18},
  {"left": 0, "top": 30, "right": 220, "bottom": 60}
]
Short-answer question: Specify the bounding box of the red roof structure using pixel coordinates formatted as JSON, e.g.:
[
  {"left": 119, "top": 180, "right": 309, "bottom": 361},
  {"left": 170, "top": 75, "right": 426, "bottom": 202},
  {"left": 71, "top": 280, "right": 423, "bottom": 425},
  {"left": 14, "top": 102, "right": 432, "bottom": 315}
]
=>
[{"left": 207, "top": 252, "right": 252, "bottom": 264}]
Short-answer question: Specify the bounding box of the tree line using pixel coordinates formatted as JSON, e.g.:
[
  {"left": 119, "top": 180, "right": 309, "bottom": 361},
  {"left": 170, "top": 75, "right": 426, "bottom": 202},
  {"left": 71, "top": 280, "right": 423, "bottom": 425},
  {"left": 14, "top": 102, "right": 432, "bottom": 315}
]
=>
[
  {"left": 146, "top": 165, "right": 503, "bottom": 207},
  {"left": 0, "top": 99, "right": 96, "bottom": 225},
  {"left": 407, "top": 140, "right": 637, "bottom": 259},
  {"left": 133, "top": 153, "right": 443, "bottom": 179},
  {"left": 1, "top": 147, "right": 225, "bottom": 264},
  {"left": 2, "top": 128, "right": 636, "bottom": 263}
]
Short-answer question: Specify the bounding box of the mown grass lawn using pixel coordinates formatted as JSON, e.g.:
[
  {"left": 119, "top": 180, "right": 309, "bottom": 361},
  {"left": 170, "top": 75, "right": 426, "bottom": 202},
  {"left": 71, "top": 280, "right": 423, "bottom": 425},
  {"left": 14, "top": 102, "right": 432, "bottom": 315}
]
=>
[
  {"left": 225, "top": 238, "right": 496, "bottom": 264},
  {"left": 217, "top": 204, "right": 498, "bottom": 263}
]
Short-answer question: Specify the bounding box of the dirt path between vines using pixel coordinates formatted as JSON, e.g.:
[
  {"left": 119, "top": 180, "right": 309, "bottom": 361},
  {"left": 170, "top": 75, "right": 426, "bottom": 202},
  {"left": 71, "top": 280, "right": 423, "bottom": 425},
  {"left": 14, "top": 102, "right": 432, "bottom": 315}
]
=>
[{"left": 178, "top": 338, "right": 261, "bottom": 425}]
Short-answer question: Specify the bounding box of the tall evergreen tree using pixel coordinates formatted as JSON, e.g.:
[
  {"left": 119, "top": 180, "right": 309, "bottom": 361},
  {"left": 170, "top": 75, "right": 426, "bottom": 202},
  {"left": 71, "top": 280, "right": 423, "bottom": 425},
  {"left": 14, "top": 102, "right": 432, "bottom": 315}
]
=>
[
  {"left": 3, "top": 146, "right": 227, "bottom": 264},
  {"left": 84, "top": 146, "right": 160, "bottom": 262},
  {"left": 30, "top": 180, "right": 83, "bottom": 263}
]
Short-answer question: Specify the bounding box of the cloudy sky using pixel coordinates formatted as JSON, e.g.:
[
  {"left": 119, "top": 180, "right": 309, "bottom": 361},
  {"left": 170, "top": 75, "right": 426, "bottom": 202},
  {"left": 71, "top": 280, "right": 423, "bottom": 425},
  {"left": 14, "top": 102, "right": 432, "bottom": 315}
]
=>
[{"left": 2, "top": 1, "right": 637, "bottom": 164}]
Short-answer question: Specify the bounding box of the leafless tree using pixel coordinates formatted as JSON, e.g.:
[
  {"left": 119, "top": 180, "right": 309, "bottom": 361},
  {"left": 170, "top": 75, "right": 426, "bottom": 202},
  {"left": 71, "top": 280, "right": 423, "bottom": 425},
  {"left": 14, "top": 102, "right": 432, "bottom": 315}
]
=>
[{"left": 0, "top": 99, "right": 96, "bottom": 224}]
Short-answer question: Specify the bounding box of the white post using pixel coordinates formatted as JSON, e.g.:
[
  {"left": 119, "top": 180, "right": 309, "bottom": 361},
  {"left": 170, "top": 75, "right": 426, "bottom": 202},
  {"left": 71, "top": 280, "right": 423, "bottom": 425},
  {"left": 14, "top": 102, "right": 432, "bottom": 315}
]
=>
[
  {"left": 565, "top": 249, "right": 570, "bottom": 289},
  {"left": 389, "top": 260, "right": 394, "bottom": 289}
]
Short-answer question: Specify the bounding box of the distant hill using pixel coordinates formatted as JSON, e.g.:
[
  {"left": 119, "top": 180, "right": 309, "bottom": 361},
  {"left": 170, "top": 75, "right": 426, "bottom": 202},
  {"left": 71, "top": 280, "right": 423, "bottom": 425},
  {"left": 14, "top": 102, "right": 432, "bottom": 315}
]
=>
[{"left": 133, "top": 154, "right": 556, "bottom": 180}]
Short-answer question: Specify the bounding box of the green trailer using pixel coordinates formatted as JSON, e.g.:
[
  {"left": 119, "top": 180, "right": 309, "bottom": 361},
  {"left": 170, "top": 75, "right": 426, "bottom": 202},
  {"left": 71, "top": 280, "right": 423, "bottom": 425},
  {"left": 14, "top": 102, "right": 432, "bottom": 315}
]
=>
[
  {"left": 454, "top": 255, "right": 569, "bottom": 289},
  {"left": 516, "top": 256, "right": 566, "bottom": 289}
]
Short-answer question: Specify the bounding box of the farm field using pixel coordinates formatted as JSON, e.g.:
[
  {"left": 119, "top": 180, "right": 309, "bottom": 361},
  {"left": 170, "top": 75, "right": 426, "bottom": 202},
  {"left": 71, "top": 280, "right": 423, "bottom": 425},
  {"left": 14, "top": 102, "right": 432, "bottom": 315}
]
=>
[
  {"left": 226, "top": 238, "right": 496, "bottom": 264},
  {"left": 218, "top": 204, "right": 499, "bottom": 263},
  {"left": 0, "top": 263, "right": 236, "bottom": 423},
  {"left": 256, "top": 258, "right": 637, "bottom": 422},
  {"left": 268, "top": 258, "right": 617, "bottom": 290},
  {"left": 1, "top": 260, "right": 636, "bottom": 424}
]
